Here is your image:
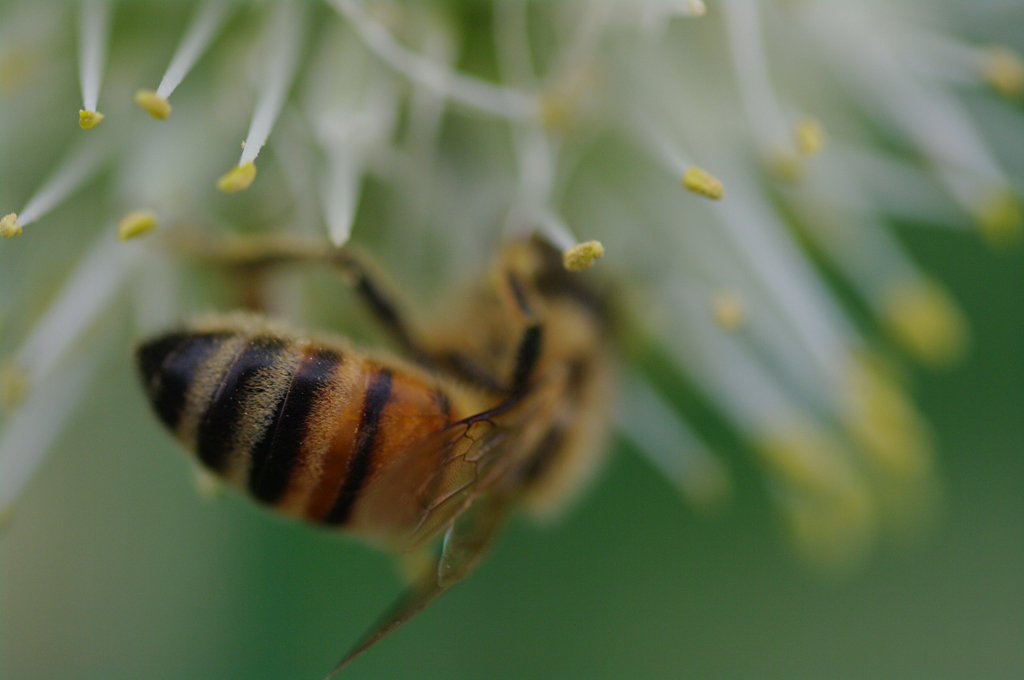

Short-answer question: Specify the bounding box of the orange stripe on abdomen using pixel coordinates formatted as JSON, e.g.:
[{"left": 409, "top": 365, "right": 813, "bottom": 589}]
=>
[
  {"left": 323, "top": 367, "right": 394, "bottom": 525},
  {"left": 295, "top": 357, "right": 367, "bottom": 521},
  {"left": 294, "top": 362, "right": 455, "bottom": 530}
]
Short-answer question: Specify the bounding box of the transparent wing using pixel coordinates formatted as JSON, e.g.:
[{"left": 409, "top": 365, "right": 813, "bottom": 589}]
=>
[
  {"left": 324, "top": 494, "right": 508, "bottom": 678},
  {"left": 353, "top": 384, "right": 555, "bottom": 554},
  {"left": 327, "top": 383, "right": 559, "bottom": 675}
]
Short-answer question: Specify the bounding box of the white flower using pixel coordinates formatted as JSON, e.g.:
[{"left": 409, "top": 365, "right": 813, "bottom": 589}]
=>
[{"left": 1, "top": 0, "right": 1021, "bottom": 582}]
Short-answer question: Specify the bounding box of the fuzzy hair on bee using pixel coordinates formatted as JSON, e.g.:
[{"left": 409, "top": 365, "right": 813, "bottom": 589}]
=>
[{"left": 135, "top": 236, "right": 614, "bottom": 673}]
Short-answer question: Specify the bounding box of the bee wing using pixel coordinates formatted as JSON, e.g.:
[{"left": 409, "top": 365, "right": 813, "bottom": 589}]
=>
[
  {"left": 353, "top": 385, "right": 554, "bottom": 553},
  {"left": 327, "top": 387, "right": 555, "bottom": 674},
  {"left": 325, "top": 494, "right": 509, "bottom": 677}
]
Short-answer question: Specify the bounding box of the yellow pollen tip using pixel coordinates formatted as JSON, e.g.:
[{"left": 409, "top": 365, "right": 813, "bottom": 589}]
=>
[
  {"left": 1, "top": 364, "right": 27, "bottom": 410},
  {"left": 117, "top": 210, "right": 159, "bottom": 241},
  {"left": 562, "top": 240, "right": 605, "bottom": 272},
  {"left": 134, "top": 89, "right": 172, "bottom": 119},
  {"left": 0, "top": 212, "right": 21, "bottom": 238},
  {"left": 842, "top": 356, "right": 933, "bottom": 477},
  {"left": 795, "top": 118, "right": 825, "bottom": 155},
  {"left": 216, "top": 162, "right": 257, "bottom": 193},
  {"left": 711, "top": 291, "right": 744, "bottom": 331},
  {"left": 682, "top": 166, "right": 724, "bottom": 200},
  {"left": 881, "top": 278, "right": 970, "bottom": 368},
  {"left": 976, "top": 188, "right": 1023, "bottom": 249},
  {"left": 78, "top": 109, "right": 105, "bottom": 129},
  {"left": 981, "top": 45, "right": 1024, "bottom": 99},
  {"left": 754, "top": 420, "right": 875, "bottom": 573}
]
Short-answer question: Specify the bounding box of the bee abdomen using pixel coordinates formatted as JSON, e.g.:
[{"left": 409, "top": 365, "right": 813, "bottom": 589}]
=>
[
  {"left": 137, "top": 330, "right": 312, "bottom": 478},
  {"left": 137, "top": 331, "right": 232, "bottom": 432},
  {"left": 247, "top": 346, "right": 341, "bottom": 503},
  {"left": 138, "top": 323, "right": 463, "bottom": 534},
  {"left": 193, "top": 335, "right": 293, "bottom": 473}
]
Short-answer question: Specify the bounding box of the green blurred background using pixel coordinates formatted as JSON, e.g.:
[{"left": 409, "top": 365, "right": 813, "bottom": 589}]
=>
[{"left": 1, "top": 217, "right": 1021, "bottom": 680}]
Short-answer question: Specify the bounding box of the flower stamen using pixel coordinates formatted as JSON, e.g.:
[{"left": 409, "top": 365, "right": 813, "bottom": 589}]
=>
[
  {"left": 4, "top": 138, "right": 106, "bottom": 233},
  {"left": 562, "top": 240, "right": 605, "bottom": 272},
  {"left": 77, "top": 0, "right": 111, "bottom": 129},
  {"left": 117, "top": 210, "right": 158, "bottom": 241},
  {"left": 218, "top": 2, "right": 304, "bottom": 193},
  {"left": 329, "top": 0, "right": 537, "bottom": 121},
  {"left": 135, "top": 0, "right": 232, "bottom": 120},
  {"left": 683, "top": 166, "right": 725, "bottom": 200}
]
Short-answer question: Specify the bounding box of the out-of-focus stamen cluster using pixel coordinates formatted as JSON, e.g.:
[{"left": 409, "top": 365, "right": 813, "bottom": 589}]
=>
[{"left": 1, "top": 1, "right": 1021, "bottom": 571}]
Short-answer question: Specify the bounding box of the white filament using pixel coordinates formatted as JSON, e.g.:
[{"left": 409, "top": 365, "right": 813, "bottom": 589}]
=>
[
  {"left": 0, "top": 349, "right": 99, "bottom": 513},
  {"left": 320, "top": 149, "right": 362, "bottom": 247},
  {"left": 801, "top": 5, "right": 1007, "bottom": 188},
  {"left": 329, "top": 0, "right": 537, "bottom": 120},
  {"left": 13, "top": 233, "right": 135, "bottom": 388},
  {"left": 238, "top": 2, "right": 303, "bottom": 166},
  {"left": 617, "top": 373, "right": 729, "bottom": 508},
  {"left": 78, "top": 0, "right": 111, "bottom": 112},
  {"left": 17, "top": 138, "right": 106, "bottom": 227},
  {"left": 721, "top": 0, "right": 791, "bottom": 151},
  {"left": 632, "top": 110, "right": 693, "bottom": 177},
  {"left": 156, "top": 0, "right": 231, "bottom": 99},
  {"left": 708, "top": 158, "right": 853, "bottom": 391}
]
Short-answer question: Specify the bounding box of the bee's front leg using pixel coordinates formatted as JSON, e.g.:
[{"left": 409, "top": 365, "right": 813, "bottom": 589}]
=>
[{"left": 166, "top": 232, "right": 431, "bottom": 359}]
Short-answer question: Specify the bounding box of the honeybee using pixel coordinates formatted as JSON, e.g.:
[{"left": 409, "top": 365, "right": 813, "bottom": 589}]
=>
[{"left": 136, "top": 235, "right": 614, "bottom": 674}]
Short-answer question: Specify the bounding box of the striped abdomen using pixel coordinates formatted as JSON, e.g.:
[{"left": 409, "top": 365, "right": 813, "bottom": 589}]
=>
[{"left": 136, "top": 322, "right": 463, "bottom": 538}]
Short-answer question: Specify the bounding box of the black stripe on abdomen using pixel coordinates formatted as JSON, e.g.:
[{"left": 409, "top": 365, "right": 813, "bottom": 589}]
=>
[
  {"left": 324, "top": 368, "right": 393, "bottom": 525},
  {"left": 137, "top": 331, "right": 230, "bottom": 431},
  {"left": 195, "top": 336, "right": 287, "bottom": 473},
  {"left": 248, "top": 347, "right": 342, "bottom": 504}
]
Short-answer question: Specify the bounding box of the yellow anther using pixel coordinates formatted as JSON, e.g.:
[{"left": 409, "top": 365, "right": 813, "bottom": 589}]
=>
[
  {"left": 562, "top": 240, "right": 605, "bottom": 272},
  {"left": 0, "top": 213, "right": 21, "bottom": 238},
  {"left": 134, "top": 89, "right": 172, "bottom": 119},
  {"left": 78, "top": 109, "right": 105, "bottom": 129},
  {"left": 981, "top": 45, "right": 1024, "bottom": 99},
  {"left": 117, "top": 210, "right": 159, "bottom": 241},
  {"left": 755, "top": 423, "right": 853, "bottom": 495},
  {"left": 976, "top": 188, "right": 1022, "bottom": 249},
  {"left": 842, "top": 356, "right": 933, "bottom": 477},
  {"left": 780, "top": 490, "right": 874, "bottom": 576},
  {"left": 1, "top": 365, "right": 27, "bottom": 410},
  {"left": 216, "top": 161, "right": 257, "bottom": 193},
  {"left": 682, "top": 166, "right": 724, "bottom": 200},
  {"left": 711, "top": 290, "right": 744, "bottom": 331},
  {"left": 881, "top": 278, "right": 970, "bottom": 368},
  {"left": 795, "top": 117, "right": 825, "bottom": 155}
]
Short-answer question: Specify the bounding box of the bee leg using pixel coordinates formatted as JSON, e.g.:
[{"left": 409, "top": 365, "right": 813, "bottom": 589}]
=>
[
  {"left": 509, "top": 321, "right": 543, "bottom": 393},
  {"left": 167, "top": 232, "right": 332, "bottom": 312},
  {"left": 326, "top": 249, "right": 434, "bottom": 365},
  {"left": 168, "top": 233, "right": 435, "bottom": 359},
  {"left": 497, "top": 269, "right": 544, "bottom": 394}
]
